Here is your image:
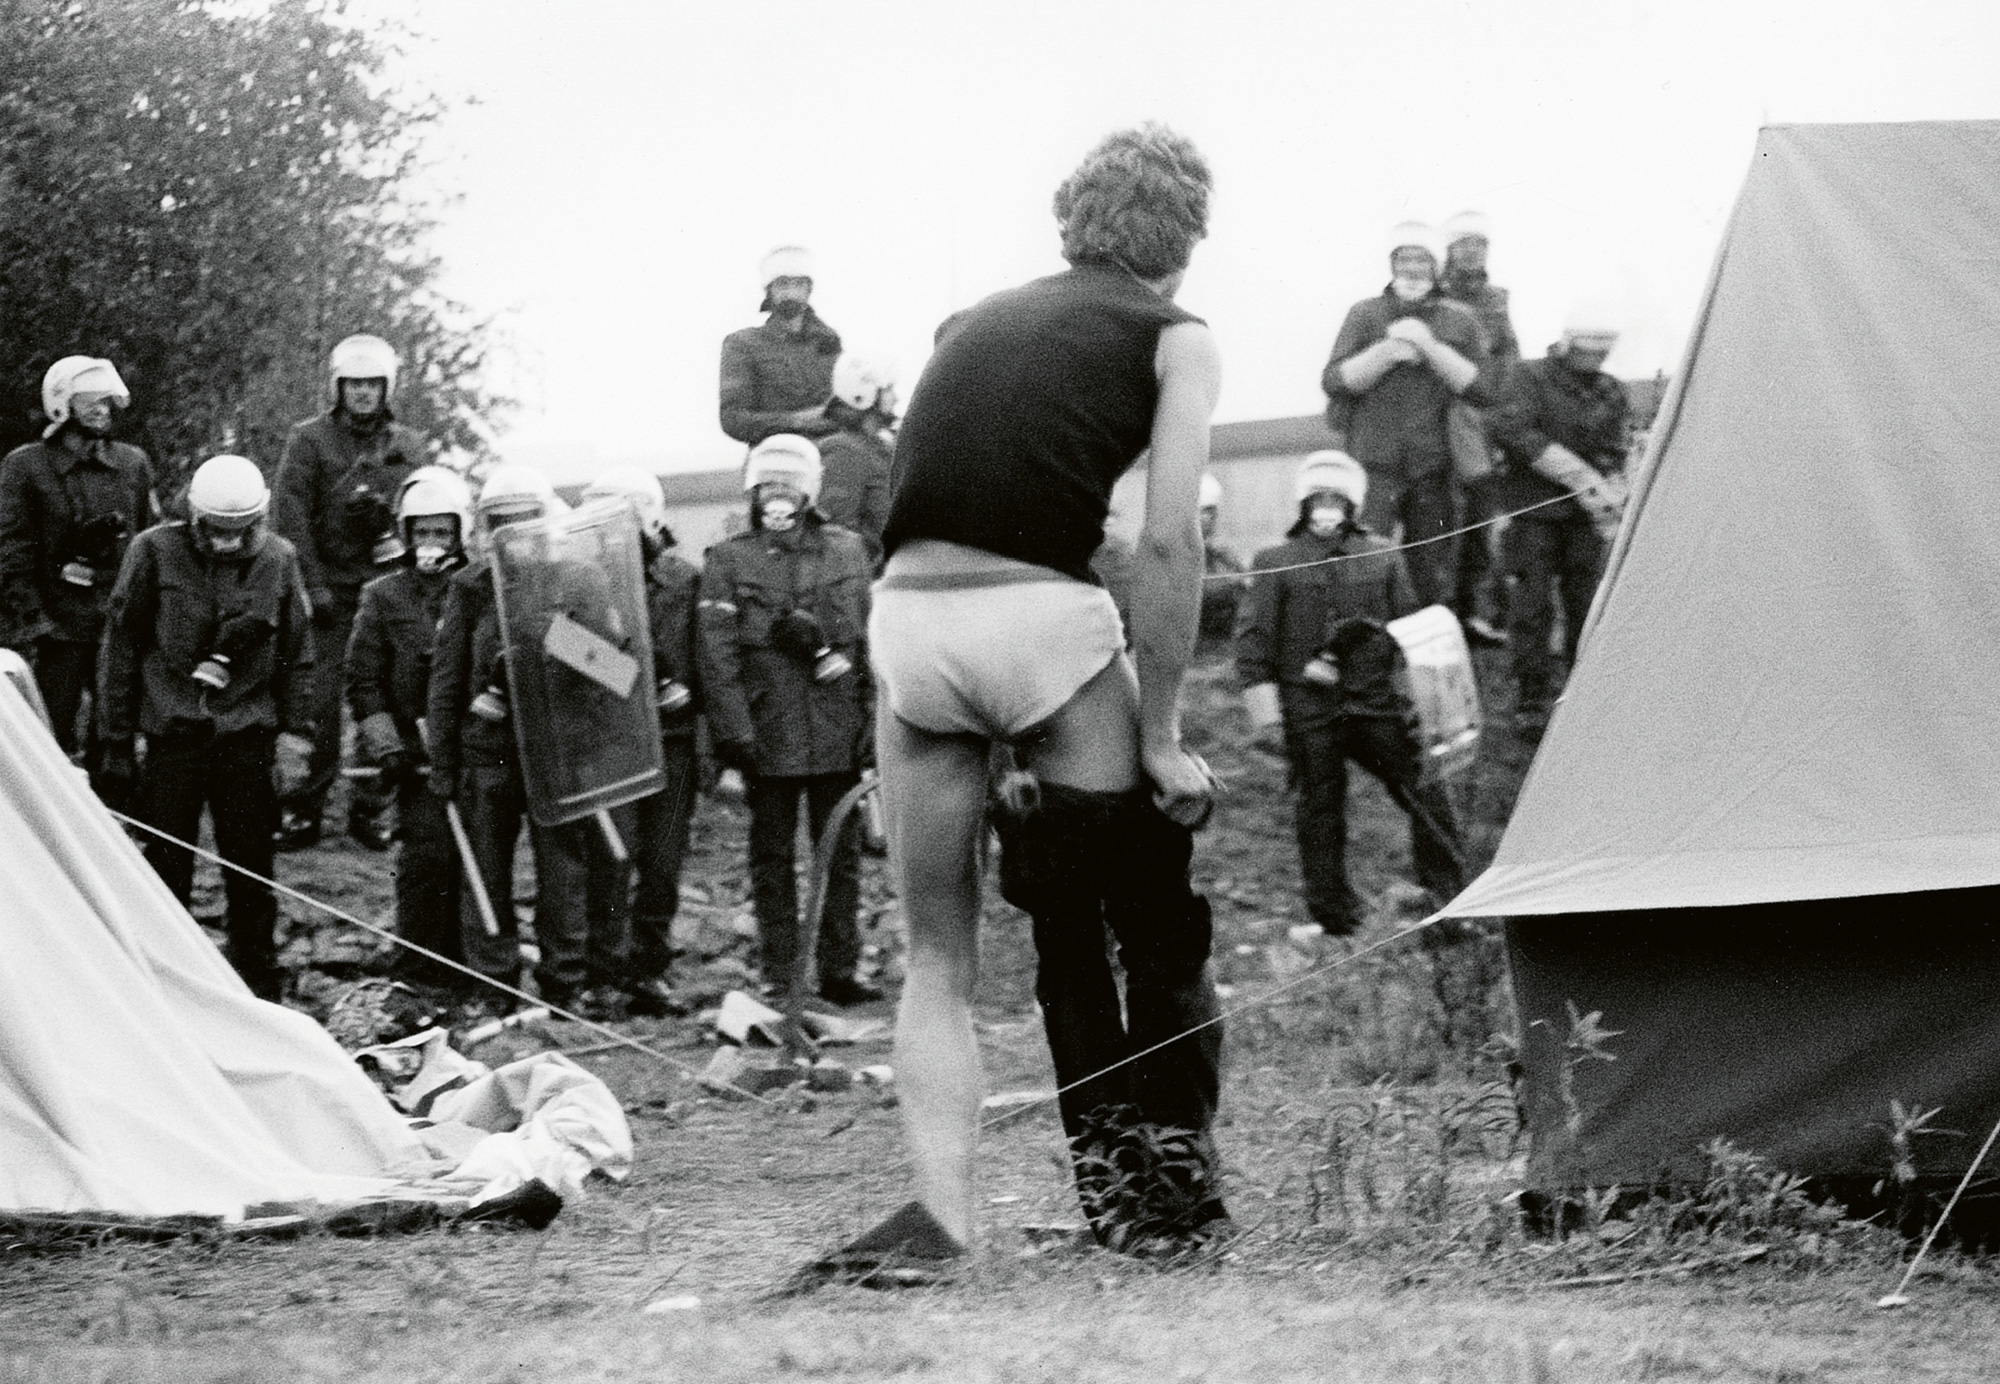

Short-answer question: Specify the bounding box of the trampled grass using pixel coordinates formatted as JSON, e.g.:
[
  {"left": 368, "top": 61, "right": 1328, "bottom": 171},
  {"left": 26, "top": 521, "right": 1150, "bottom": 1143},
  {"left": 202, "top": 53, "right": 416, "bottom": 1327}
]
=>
[{"left": 6, "top": 652, "right": 1999, "bottom": 1380}]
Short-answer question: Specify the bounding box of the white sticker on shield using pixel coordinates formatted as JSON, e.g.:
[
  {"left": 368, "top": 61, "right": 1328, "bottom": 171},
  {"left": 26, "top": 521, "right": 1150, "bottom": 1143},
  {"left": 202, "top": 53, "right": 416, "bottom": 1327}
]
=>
[{"left": 543, "top": 611, "right": 640, "bottom": 700}]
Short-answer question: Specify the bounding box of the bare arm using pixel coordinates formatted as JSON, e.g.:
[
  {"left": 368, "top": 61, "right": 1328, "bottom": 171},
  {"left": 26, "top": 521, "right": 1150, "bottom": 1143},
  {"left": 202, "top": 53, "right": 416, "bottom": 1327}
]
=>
[{"left": 1130, "top": 320, "right": 1221, "bottom": 819}]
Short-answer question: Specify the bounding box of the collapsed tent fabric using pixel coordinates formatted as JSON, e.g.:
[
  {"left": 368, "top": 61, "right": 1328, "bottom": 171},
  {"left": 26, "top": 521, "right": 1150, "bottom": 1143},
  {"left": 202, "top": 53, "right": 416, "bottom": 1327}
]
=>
[
  {"left": 0, "top": 674, "right": 437, "bottom": 1219},
  {"left": 1444, "top": 120, "right": 2000, "bottom": 1189}
]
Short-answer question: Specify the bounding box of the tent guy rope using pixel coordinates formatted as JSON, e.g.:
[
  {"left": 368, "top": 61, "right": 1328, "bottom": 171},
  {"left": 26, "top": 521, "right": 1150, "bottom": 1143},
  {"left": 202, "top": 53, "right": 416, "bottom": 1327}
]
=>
[
  {"left": 1201, "top": 490, "right": 1578, "bottom": 582},
  {"left": 105, "top": 806, "right": 785, "bottom": 1107}
]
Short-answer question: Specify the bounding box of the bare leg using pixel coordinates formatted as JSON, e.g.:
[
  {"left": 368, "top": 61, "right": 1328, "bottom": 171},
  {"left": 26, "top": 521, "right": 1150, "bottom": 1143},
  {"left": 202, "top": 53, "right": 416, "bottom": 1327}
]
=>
[
  {"left": 878, "top": 701, "right": 990, "bottom": 1247},
  {"left": 1017, "top": 654, "right": 1141, "bottom": 792},
  {"left": 884, "top": 654, "right": 1143, "bottom": 1248}
]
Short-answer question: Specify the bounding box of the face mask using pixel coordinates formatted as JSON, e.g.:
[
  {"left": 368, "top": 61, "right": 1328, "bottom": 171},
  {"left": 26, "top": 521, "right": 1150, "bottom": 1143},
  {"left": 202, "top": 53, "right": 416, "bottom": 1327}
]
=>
[
  {"left": 1307, "top": 506, "right": 1347, "bottom": 538},
  {"left": 1390, "top": 275, "right": 1434, "bottom": 302},
  {"left": 759, "top": 497, "right": 798, "bottom": 532},
  {"left": 414, "top": 543, "right": 455, "bottom": 574}
]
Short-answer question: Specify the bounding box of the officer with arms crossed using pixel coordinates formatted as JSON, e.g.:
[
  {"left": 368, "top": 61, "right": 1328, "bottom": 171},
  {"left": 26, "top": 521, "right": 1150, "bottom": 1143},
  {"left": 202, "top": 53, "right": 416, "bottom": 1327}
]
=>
[
  {"left": 273, "top": 334, "right": 426, "bottom": 849},
  {"left": 806, "top": 124, "right": 1226, "bottom": 1282},
  {"left": 0, "top": 357, "right": 157, "bottom": 782},
  {"left": 99, "top": 456, "right": 315, "bottom": 999},
  {"left": 719, "top": 246, "right": 843, "bottom": 448}
]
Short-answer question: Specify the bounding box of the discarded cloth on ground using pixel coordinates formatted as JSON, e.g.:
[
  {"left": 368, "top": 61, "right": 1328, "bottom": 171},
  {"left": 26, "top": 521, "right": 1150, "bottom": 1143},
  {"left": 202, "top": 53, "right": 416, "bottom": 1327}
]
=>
[{"left": 356, "top": 1028, "right": 633, "bottom": 1203}]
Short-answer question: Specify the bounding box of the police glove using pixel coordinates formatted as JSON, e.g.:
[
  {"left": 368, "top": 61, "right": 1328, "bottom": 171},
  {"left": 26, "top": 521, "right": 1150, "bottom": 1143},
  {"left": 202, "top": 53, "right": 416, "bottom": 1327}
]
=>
[
  {"left": 357, "top": 710, "right": 405, "bottom": 766},
  {"left": 1243, "top": 682, "right": 1285, "bottom": 756},
  {"left": 1531, "top": 444, "right": 1626, "bottom": 537},
  {"left": 273, "top": 732, "right": 315, "bottom": 798},
  {"left": 73, "top": 513, "right": 128, "bottom": 569},
  {"left": 97, "top": 739, "right": 140, "bottom": 799},
  {"left": 714, "top": 737, "right": 758, "bottom": 776},
  {"left": 343, "top": 488, "right": 394, "bottom": 545},
  {"left": 769, "top": 609, "right": 827, "bottom": 663}
]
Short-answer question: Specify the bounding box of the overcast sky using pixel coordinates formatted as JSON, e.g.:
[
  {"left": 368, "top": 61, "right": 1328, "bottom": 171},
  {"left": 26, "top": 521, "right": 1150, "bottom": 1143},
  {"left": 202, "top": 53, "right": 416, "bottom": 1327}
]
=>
[{"left": 384, "top": 0, "right": 1997, "bottom": 478}]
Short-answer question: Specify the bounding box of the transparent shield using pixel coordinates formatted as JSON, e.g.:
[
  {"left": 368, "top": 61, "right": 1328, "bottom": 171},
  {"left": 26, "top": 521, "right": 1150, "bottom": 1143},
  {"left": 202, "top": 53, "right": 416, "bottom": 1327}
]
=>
[
  {"left": 1386, "top": 604, "right": 1483, "bottom": 781},
  {"left": 489, "top": 500, "right": 664, "bottom": 826}
]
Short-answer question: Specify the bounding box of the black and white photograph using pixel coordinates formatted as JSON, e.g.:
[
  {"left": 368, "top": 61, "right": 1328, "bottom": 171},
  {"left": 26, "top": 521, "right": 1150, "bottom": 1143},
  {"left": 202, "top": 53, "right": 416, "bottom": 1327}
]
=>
[{"left": 1, "top": 1, "right": 1997, "bottom": 1378}]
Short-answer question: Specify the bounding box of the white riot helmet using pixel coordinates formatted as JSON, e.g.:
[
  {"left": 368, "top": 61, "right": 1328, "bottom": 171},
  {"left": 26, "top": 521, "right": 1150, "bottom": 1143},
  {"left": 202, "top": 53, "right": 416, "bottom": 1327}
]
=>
[
  {"left": 830, "top": 354, "right": 893, "bottom": 413},
  {"left": 1385, "top": 220, "right": 1447, "bottom": 272},
  {"left": 187, "top": 455, "right": 270, "bottom": 560},
  {"left": 1295, "top": 450, "right": 1368, "bottom": 514},
  {"left": 758, "top": 244, "right": 813, "bottom": 313},
  {"left": 328, "top": 333, "right": 399, "bottom": 403},
  {"left": 759, "top": 245, "right": 813, "bottom": 289},
  {"left": 745, "top": 434, "right": 822, "bottom": 504},
  {"left": 1560, "top": 301, "right": 1621, "bottom": 355},
  {"left": 1443, "top": 210, "right": 1491, "bottom": 247},
  {"left": 1198, "top": 473, "right": 1224, "bottom": 511},
  {"left": 397, "top": 466, "right": 473, "bottom": 573},
  {"left": 475, "top": 463, "right": 564, "bottom": 534},
  {"left": 41, "top": 357, "right": 130, "bottom": 439},
  {"left": 745, "top": 434, "right": 821, "bottom": 533},
  {"left": 582, "top": 464, "right": 670, "bottom": 547}
]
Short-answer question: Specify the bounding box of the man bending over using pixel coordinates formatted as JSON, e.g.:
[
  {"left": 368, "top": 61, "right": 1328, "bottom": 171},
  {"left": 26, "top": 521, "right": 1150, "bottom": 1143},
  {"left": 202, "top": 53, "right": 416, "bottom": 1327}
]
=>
[{"left": 815, "top": 124, "right": 1226, "bottom": 1280}]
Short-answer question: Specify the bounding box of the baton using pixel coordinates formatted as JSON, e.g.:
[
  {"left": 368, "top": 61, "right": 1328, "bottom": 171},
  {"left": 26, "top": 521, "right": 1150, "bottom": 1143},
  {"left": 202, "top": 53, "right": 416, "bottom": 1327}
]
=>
[
  {"left": 416, "top": 715, "right": 500, "bottom": 939},
  {"left": 446, "top": 799, "right": 503, "bottom": 938},
  {"left": 594, "top": 808, "right": 628, "bottom": 864}
]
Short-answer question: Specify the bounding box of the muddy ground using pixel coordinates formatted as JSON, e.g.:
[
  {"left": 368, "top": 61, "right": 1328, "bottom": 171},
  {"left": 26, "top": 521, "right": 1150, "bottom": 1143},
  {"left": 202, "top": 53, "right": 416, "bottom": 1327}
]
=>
[{"left": 5, "top": 651, "right": 1997, "bottom": 1381}]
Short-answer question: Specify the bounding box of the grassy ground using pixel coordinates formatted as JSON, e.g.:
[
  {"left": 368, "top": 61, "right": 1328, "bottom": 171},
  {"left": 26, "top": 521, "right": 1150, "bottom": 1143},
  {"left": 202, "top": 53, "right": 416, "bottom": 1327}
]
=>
[{"left": 6, "top": 651, "right": 1998, "bottom": 1381}]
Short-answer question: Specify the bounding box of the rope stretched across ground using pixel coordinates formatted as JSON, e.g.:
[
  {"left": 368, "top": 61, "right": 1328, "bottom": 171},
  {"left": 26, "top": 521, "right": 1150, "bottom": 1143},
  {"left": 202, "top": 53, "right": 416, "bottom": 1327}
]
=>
[
  {"left": 100, "top": 489, "right": 1554, "bottom": 1147},
  {"left": 1200, "top": 490, "right": 1578, "bottom": 581},
  {"left": 110, "top": 807, "right": 1458, "bottom": 1137}
]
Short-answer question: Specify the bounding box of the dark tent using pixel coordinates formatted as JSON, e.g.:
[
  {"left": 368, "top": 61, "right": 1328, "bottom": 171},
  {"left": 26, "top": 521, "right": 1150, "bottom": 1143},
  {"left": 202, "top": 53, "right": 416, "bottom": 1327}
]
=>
[{"left": 1443, "top": 120, "right": 2000, "bottom": 1198}]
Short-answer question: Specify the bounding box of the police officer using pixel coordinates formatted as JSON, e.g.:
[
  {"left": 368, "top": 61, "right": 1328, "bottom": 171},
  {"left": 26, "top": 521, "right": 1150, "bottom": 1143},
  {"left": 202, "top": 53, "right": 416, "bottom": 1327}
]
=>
[
  {"left": 0, "top": 357, "right": 157, "bottom": 779},
  {"left": 582, "top": 465, "right": 702, "bottom": 1016},
  {"left": 814, "top": 355, "right": 897, "bottom": 564},
  {"left": 99, "top": 456, "right": 315, "bottom": 999},
  {"left": 1439, "top": 211, "right": 1522, "bottom": 647},
  {"left": 346, "top": 466, "right": 471, "bottom": 988},
  {"left": 273, "top": 334, "right": 426, "bottom": 849},
  {"left": 1321, "top": 222, "right": 1495, "bottom": 608},
  {"left": 1197, "top": 473, "right": 1249, "bottom": 650},
  {"left": 426, "top": 465, "right": 603, "bottom": 1013},
  {"left": 719, "top": 246, "right": 843, "bottom": 448},
  {"left": 1236, "top": 452, "right": 1465, "bottom": 935},
  {"left": 699, "top": 434, "right": 880, "bottom": 1007},
  {"left": 1489, "top": 305, "right": 1631, "bottom": 738}
]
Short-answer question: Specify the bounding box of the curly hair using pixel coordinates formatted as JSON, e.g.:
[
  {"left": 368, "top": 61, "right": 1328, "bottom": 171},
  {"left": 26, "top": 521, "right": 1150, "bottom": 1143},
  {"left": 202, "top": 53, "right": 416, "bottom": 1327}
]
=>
[{"left": 1052, "top": 123, "right": 1213, "bottom": 280}]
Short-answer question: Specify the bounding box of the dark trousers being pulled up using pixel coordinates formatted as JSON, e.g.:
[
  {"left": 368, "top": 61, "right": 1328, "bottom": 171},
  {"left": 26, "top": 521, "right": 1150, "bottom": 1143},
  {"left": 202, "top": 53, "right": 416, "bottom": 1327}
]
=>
[{"left": 995, "top": 782, "right": 1226, "bottom": 1243}]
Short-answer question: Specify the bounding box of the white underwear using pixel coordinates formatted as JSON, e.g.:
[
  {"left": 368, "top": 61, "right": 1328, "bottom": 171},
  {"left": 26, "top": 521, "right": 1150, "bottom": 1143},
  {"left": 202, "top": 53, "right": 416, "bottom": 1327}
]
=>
[{"left": 870, "top": 542, "right": 1126, "bottom": 740}]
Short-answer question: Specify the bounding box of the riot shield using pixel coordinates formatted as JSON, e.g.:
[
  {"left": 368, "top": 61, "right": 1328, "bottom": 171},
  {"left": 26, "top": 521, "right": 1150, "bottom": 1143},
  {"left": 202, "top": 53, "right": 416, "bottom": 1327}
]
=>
[
  {"left": 488, "top": 499, "right": 665, "bottom": 826},
  {"left": 1385, "top": 604, "right": 1482, "bottom": 781}
]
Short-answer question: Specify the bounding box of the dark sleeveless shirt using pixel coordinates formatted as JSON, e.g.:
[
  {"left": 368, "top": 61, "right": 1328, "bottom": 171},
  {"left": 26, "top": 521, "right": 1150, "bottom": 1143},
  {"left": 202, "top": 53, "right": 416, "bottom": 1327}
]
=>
[{"left": 880, "top": 263, "right": 1202, "bottom": 584}]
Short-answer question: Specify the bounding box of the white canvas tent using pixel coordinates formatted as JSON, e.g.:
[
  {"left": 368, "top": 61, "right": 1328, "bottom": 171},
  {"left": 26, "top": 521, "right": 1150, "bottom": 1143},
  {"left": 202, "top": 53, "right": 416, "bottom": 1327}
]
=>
[
  {"left": 0, "top": 666, "right": 433, "bottom": 1220},
  {"left": 1442, "top": 121, "right": 2000, "bottom": 1194}
]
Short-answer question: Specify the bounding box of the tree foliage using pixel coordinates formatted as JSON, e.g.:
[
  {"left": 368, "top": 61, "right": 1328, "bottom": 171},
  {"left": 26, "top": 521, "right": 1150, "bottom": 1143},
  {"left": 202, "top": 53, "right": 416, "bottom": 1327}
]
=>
[{"left": 0, "top": 0, "right": 504, "bottom": 486}]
